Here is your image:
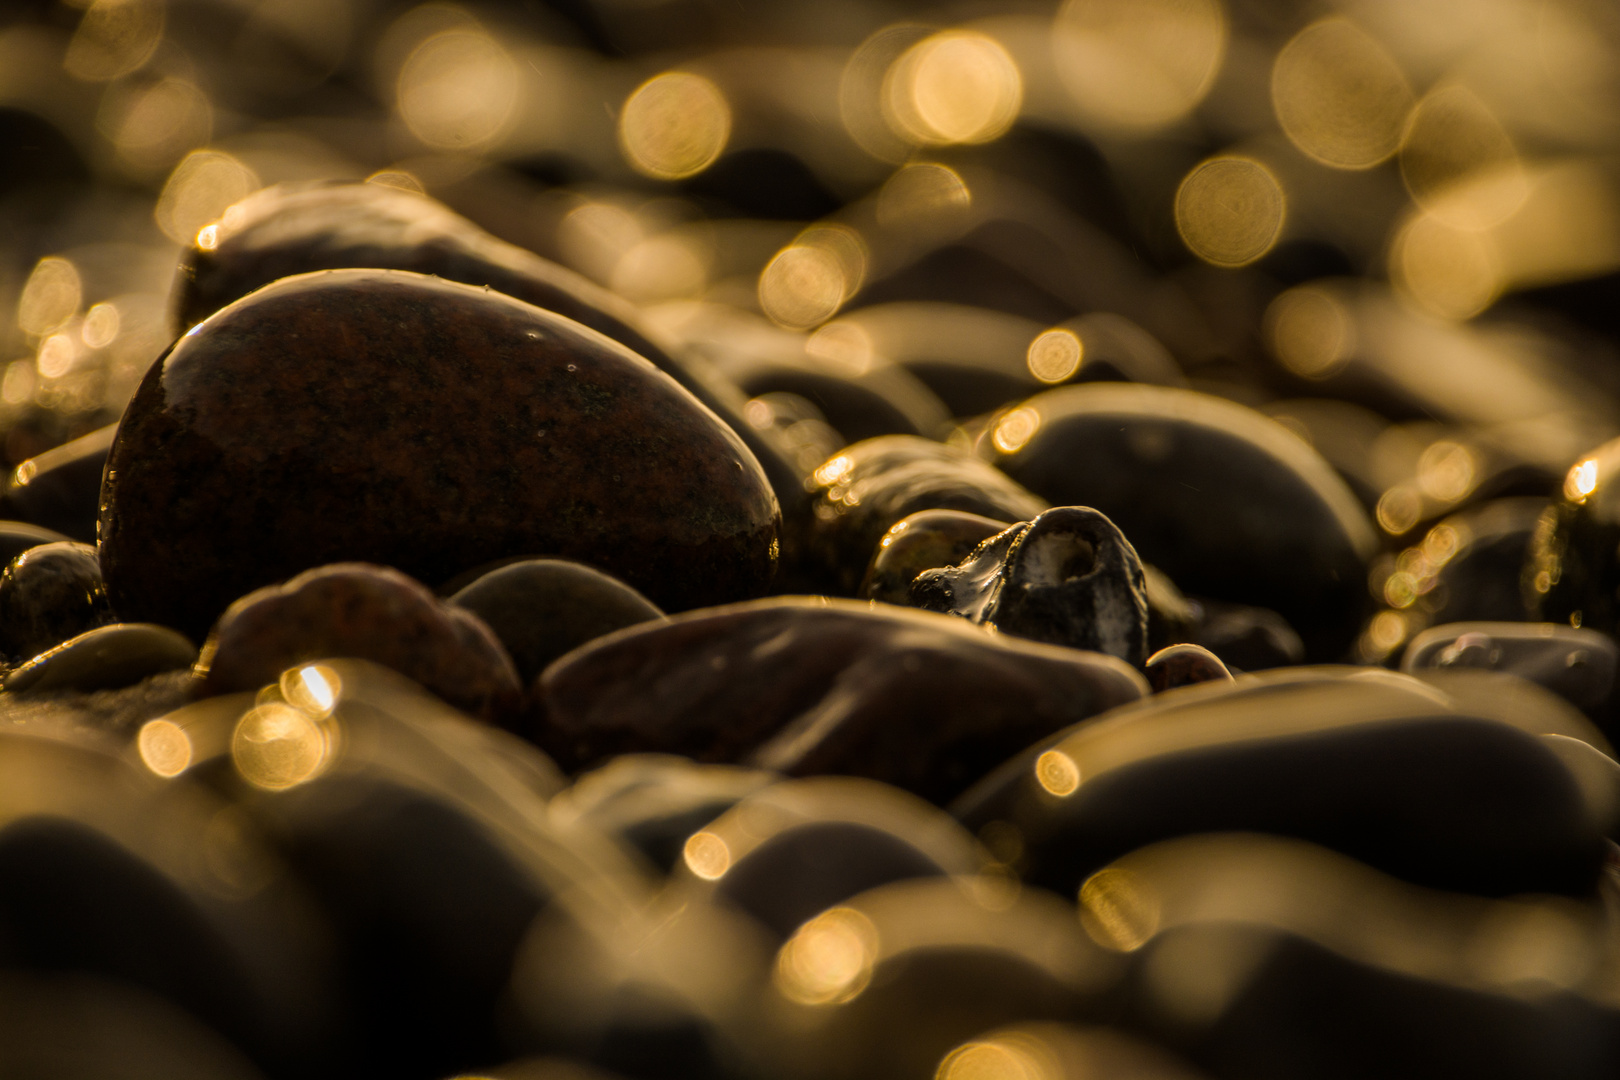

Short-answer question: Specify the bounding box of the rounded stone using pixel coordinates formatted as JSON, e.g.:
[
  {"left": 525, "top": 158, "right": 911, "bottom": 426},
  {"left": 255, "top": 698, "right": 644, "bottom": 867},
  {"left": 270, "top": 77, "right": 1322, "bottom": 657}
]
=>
[
  {"left": 100, "top": 269, "right": 780, "bottom": 641},
  {"left": 0, "top": 541, "right": 115, "bottom": 663},
  {"left": 448, "top": 558, "right": 664, "bottom": 684},
  {"left": 196, "top": 562, "right": 522, "bottom": 723}
]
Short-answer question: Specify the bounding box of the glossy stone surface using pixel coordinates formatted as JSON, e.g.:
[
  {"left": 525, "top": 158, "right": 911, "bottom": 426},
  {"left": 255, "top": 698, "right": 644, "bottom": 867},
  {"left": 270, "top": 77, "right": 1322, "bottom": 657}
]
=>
[
  {"left": 448, "top": 558, "right": 664, "bottom": 685},
  {"left": 0, "top": 520, "right": 71, "bottom": 568},
  {"left": 0, "top": 540, "right": 115, "bottom": 662},
  {"left": 537, "top": 597, "right": 1147, "bottom": 804},
  {"left": 101, "top": 269, "right": 780, "bottom": 640},
  {"left": 953, "top": 667, "right": 1606, "bottom": 898},
  {"left": 1524, "top": 439, "right": 1620, "bottom": 634},
  {"left": 669, "top": 776, "right": 987, "bottom": 939},
  {"left": 984, "top": 384, "right": 1378, "bottom": 660},
  {"left": 4, "top": 623, "right": 197, "bottom": 694},
  {"left": 1144, "top": 643, "right": 1233, "bottom": 692},
  {"left": 173, "top": 180, "right": 805, "bottom": 518},
  {"left": 910, "top": 506, "right": 1149, "bottom": 666},
  {"left": 1402, "top": 621, "right": 1618, "bottom": 727},
  {"left": 802, "top": 436, "right": 1048, "bottom": 596},
  {"left": 196, "top": 563, "right": 523, "bottom": 723},
  {"left": 860, "top": 508, "right": 1009, "bottom": 606}
]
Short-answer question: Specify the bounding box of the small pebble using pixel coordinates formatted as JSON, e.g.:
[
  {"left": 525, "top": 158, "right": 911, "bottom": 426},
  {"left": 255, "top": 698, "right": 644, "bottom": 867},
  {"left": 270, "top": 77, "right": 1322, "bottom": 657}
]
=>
[{"left": 0, "top": 541, "right": 115, "bottom": 663}]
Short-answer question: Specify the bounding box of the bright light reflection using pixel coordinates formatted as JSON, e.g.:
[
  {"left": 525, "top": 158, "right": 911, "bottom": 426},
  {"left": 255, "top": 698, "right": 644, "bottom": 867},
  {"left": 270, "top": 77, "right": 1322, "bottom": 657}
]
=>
[
  {"left": 775, "top": 906, "right": 879, "bottom": 1006},
  {"left": 137, "top": 719, "right": 192, "bottom": 778},
  {"left": 1027, "top": 329, "right": 1082, "bottom": 383},
  {"left": 806, "top": 321, "right": 875, "bottom": 375},
  {"left": 1034, "top": 748, "right": 1080, "bottom": 796},
  {"left": 814, "top": 455, "right": 854, "bottom": 487},
  {"left": 1400, "top": 85, "right": 1526, "bottom": 229},
  {"left": 619, "top": 72, "right": 731, "bottom": 180},
  {"left": 231, "top": 703, "right": 331, "bottom": 791},
  {"left": 280, "top": 663, "right": 340, "bottom": 718},
  {"left": 82, "top": 302, "right": 120, "bottom": 349},
  {"left": 1416, "top": 441, "right": 1476, "bottom": 503},
  {"left": 398, "top": 30, "right": 520, "bottom": 152},
  {"left": 1566, "top": 459, "right": 1600, "bottom": 503},
  {"left": 155, "top": 150, "right": 260, "bottom": 247},
  {"left": 1391, "top": 212, "right": 1500, "bottom": 321},
  {"left": 36, "top": 333, "right": 77, "bottom": 379},
  {"left": 884, "top": 30, "right": 1022, "bottom": 146},
  {"left": 1271, "top": 18, "right": 1414, "bottom": 170},
  {"left": 1174, "top": 157, "right": 1285, "bottom": 267},
  {"left": 993, "top": 407, "right": 1041, "bottom": 455},
  {"left": 936, "top": 1038, "right": 1052, "bottom": 1080},
  {"left": 1079, "top": 867, "right": 1160, "bottom": 951},
  {"left": 683, "top": 830, "right": 731, "bottom": 880},
  {"left": 1052, "top": 0, "right": 1228, "bottom": 131},
  {"left": 1265, "top": 286, "right": 1354, "bottom": 379},
  {"left": 18, "top": 257, "right": 81, "bottom": 337},
  {"left": 1376, "top": 483, "right": 1423, "bottom": 535}
]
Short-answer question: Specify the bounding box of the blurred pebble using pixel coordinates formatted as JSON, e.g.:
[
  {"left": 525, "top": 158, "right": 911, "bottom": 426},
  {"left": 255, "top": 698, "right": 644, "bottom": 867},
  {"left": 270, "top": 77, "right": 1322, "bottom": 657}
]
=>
[
  {"left": 0, "top": 540, "right": 114, "bottom": 663},
  {"left": 1403, "top": 622, "right": 1619, "bottom": 730},
  {"left": 196, "top": 563, "right": 522, "bottom": 723},
  {"left": 860, "top": 508, "right": 1010, "bottom": 606},
  {"left": 5, "top": 622, "right": 196, "bottom": 694},
  {"left": 449, "top": 558, "right": 664, "bottom": 685},
  {"left": 1144, "top": 644, "right": 1233, "bottom": 692}
]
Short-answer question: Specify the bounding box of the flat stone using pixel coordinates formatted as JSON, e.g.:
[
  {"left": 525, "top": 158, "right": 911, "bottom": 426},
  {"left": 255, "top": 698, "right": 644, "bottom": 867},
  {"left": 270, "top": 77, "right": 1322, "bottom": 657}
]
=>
[{"left": 100, "top": 268, "right": 780, "bottom": 640}]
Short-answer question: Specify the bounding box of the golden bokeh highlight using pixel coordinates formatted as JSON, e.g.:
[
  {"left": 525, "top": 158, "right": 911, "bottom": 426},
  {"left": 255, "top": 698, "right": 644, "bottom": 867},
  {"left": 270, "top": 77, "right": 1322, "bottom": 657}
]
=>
[
  {"left": 137, "top": 719, "right": 192, "bottom": 778},
  {"left": 883, "top": 30, "right": 1022, "bottom": 146},
  {"left": 774, "top": 906, "right": 880, "bottom": 1006},
  {"left": 1034, "top": 748, "right": 1080, "bottom": 796},
  {"left": 231, "top": 702, "right": 332, "bottom": 791},
  {"left": 1415, "top": 440, "right": 1477, "bottom": 503},
  {"left": 875, "top": 162, "right": 971, "bottom": 227},
  {"left": 683, "top": 830, "right": 731, "bottom": 880},
  {"left": 64, "top": 0, "right": 164, "bottom": 82},
  {"left": 365, "top": 169, "right": 426, "bottom": 195},
  {"left": 1265, "top": 286, "right": 1354, "bottom": 379},
  {"left": 398, "top": 29, "right": 520, "bottom": 152},
  {"left": 37, "top": 333, "right": 78, "bottom": 379},
  {"left": 806, "top": 321, "right": 876, "bottom": 375},
  {"left": 935, "top": 1038, "right": 1051, "bottom": 1080},
  {"left": 610, "top": 234, "right": 709, "bottom": 303},
  {"left": 1052, "top": 0, "right": 1228, "bottom": 131},
  {"left": 1376, "top": 483, "right": 1423, "bottom": 535},
  {"left": 81, "top": 302, "right": 120, "bottom": 349},
  {"left": 1391, "top": 212, "right": 1500, "bottom": 321},
  {"left": 992, "top": 407, "right": 1042, "bottom": 455},
  {"left": 759, "top": 225, "right": 867, "bottom": 331},
  {"left": 1566, "top": 459, "right": 1600, "bottom": 503},
  {"left": 1400, "top": 85, "right": 1527, "bottom": 230},
  {"left": 1078, "top": 867, "right": 1160, "bottom": 950},
  {"left": 109, "top": 77, "right": 213, "bottom": 171},
  {"left": 1026, "top": 328, "right": 1083, "bottom": 383},
  {"left": 280, "top": 663, "right": 341, "bottom": 718},
  {"left": 814, "top": 454, "right": 854, "bottom": 488},
  {"left": 619, "top": 72, "right": 731, "bottom": 181},
  {"left": 2, "top": 362, "right": 34, "bottom": 406},
  {"left": 17, "top": 257, "right": 82, "bottom": 337},
  {"left": 1174, "top": 156, "right": 1285, "bottom": 267},
  {"left": 155, "top": 150, "right": 260, "bottom": 247},
  {"left": 1271, "top": 18, "right": 1414, "bottom": 170}
]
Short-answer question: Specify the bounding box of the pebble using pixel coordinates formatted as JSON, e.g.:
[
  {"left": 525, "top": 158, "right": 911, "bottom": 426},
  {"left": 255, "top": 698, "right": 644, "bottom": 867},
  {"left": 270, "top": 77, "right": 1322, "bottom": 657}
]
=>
[
  {"left": 1143, "top": 643, "right": 1233, "bottom": 692},
  {"left": 99, "top": 268, "right": 781, "bottom": 641},
  {"left": 859, "top": 508, "right": 1009, "bottom": 606},
  {"left": 448, "top": 558, "right": 664, "bottom": 685},
  {"left": 195, "top": 562, "right": 523, "bottom": 723},
  {"left": 0, "top": 540, "right": 115, "bottom": 663},
  {"left": 4, "top": 623, "right": 197, "bottom": 695}
]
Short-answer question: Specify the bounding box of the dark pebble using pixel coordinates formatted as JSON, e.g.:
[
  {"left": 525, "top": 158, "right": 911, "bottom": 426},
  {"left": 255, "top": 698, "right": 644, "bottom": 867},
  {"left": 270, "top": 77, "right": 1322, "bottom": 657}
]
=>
[
  {"left": 100, "top": 268, "right": 780, "bottom": 640},
  {"left": 5, "top": 623, "right": 197, "bottom": 695},
  {"left": 859, "top": 508, "right": 1009, "bottom": 606},
  {"left": 0, "top": 540, "right": 115, "bottom": 663},
  {"left": 1144, "top": 643, "right": 1234, "bottom": 692}
]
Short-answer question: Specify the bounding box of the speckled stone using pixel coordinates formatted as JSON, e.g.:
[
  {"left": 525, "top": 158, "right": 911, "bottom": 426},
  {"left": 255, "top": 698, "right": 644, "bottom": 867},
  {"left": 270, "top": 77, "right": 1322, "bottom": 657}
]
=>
[
  {"left": 100, "top": 269, "right": 780, "bottom": 640},
  {"left": 0, "top": 541, "right": 115, "bottom": 662},
  {"left": 909, "top": 506, "right": 1150, "bottom": 666},
  {"left": 802, "top": 436, "right": 1048, "bottom": 595},
  {"left": 173, "top": 180, "right": 805, "bottom": 518},
  {"left": 448, "top": 558, "right": 664, "bottom": 684},
  {"left": 537, "top": 597, "right": 1147, "bottom": 804},
  {"left": 196, "top": 562, "right": 522, "bottom": 722}
]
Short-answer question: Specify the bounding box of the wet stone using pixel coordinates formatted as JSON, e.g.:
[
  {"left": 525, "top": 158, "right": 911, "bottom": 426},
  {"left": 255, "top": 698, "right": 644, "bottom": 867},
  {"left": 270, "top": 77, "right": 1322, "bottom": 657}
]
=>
[
  {"left": 196, "top": 562, "right": 523, "bottom": 724},
  {"left": 537, "top": 597, "right": 1146, "bottom": 805},
  {"left": 1144, "top": 643, "right": 1233, "bottom": 692},
  {"left": 0, "top": 520, "right": 71, "bottom": 569},
  {"left": 802, "top": 435, "right": 1048, "bottom": 596},
  {"left": 5, "top": 623, "right": 197, "bottom": 695},
  {"left": 860, "top": 509, "right": 1010, "bottom": 606},
  {"left": 0, "top": 541, "right": 115, "bottom": 663},
  {"left": 448, "top": 558, "right": 664, "bottom": 686},
  {"left": 909, "top": 506, "right": 1150, "bottom": 667},
  {"left": 100, "top": 268, "right": 780, "bottom": 641},
  {"left": 0, "top": 423, "right": 115, "bottom": 543},
  {"left": 1402, "top": 621, "right": 1619, "bottom": 727}
]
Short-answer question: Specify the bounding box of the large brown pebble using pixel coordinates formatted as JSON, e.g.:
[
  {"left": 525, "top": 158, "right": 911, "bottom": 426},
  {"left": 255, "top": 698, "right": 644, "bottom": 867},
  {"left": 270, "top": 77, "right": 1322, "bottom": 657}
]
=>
[
  {"left": 537, "top": 597, "right": 1147, "bottom": 804},
  {"left": 100, "top": 269, "right": 780, "bottom": 640},
  {"left": 195, "top": 562, "right": 522, "bottom": 722}
]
